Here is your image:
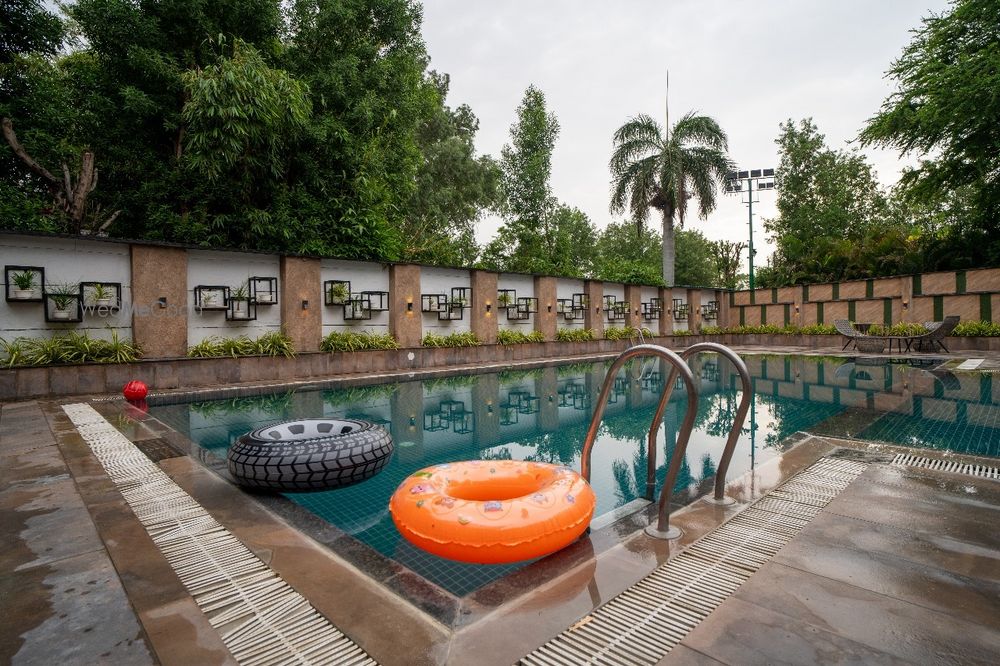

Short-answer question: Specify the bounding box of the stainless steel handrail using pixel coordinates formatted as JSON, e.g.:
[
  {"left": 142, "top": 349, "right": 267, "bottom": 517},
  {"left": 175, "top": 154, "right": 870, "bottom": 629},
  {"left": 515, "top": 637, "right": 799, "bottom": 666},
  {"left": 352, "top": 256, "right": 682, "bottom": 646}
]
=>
[
  {"left": 580, "top": 344, "right": 699, "bottom": 539},
  {"left": 656, "top": 342, "right": 752, "bottom": 505}
]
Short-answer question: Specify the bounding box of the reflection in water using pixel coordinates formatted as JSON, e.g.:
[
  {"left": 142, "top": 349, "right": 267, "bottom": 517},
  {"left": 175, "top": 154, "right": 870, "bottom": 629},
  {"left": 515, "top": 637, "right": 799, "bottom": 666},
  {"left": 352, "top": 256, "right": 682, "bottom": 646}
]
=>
[{"left": 151, "top": 354, "right": 998, "bottom": 595}]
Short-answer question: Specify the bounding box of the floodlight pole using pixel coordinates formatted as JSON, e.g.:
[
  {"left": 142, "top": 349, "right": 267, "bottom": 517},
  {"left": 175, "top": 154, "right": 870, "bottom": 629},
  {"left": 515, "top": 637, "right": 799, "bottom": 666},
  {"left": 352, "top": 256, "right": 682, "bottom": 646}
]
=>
[{"left": 724, "top": 169, "right": 775, "bottom": 292}]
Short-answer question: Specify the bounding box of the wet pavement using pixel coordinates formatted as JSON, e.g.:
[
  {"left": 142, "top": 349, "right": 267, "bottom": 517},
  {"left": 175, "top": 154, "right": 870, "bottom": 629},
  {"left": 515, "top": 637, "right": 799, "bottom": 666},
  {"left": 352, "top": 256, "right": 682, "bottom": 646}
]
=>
[
  {"left": 2, "top": 349, "right": 1000, "bottom": 664},
  {"left": 668, "top": 462, "right": 1000, "bottom": 665}
]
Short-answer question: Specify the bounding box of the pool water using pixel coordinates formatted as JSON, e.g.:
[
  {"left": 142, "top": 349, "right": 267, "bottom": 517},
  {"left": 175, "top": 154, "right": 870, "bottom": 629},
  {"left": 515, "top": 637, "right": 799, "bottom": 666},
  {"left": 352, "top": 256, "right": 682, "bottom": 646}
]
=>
[{"left": 150, "top": 354, "right": 999, "bottom": 596}]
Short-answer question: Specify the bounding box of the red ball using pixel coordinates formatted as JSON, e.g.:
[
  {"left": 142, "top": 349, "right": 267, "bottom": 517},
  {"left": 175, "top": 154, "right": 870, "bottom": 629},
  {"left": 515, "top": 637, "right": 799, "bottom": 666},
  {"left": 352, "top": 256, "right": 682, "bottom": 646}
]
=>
[{"left": 123, "top": 380, "right": 148, "bottom": 401}]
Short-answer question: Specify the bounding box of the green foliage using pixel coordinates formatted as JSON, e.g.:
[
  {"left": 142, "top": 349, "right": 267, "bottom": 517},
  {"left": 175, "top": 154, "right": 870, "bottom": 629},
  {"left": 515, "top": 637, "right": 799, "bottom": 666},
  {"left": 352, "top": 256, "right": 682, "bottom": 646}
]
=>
[
  {"left": 953, "top": 320, "right": 1000, "bottom": 336},
  {"left": 181, "top": 37, "right": 310, "bottom": 184},
  {"left": 798, "top": 324, "right": 839, "bottom": 335},
  {"left": 859, "top": 0, "right": 1000, "bottom": 248},
  {"left": 11, "top": 270, "right": 36, "bottom": 289},
  {"left": 712, "top": 240, "right": 747, "bottom": 290},
  {"left": 187, "top": 331, "right": 295, "bottom": 358},
  {"left": 701, "top": 323, "right": 839, "bottom": 335},
  {"left": 421, "top": 331, "right": 481, "bottom": 347},
  {"left": 1, "top": 1, "right": 64, "bottom": 61},
  {"left": 867, "top": 322, "right": 929, "bottom": 337},
  {"left": 674, "top": 229, "right": 717, "bottom": 286},
  {"left": 593, "top": 220, "right": 664, "bottom": 285},
  {"left": 609, "top": 110, "right": 733, "bottom": 285},
  {"left": 496, "top": 329, "right": 544, "bottom": 345},
  {"left": 481, "top": 85, "right": 598, "bottom": 276},
  {"left": 322, "top": 383, "right": 398, "bottom": 407},
  {"left": 190, "top": 391, "right": 295, "bottom": 418},
  {"left": 604, "top": 326, "right": 652, "bottom": 341},
  {"left": 1, "top": 330, "right": 140, "bottom": 367},
  {"left": 320, "top": 330, "right": 399, "bottom": 352},
  {"left": 555, "top": 328, "right": 595, "bottom": 342},
  {"left": 400, "top": 71, "right": 499, "bottom": 266}
]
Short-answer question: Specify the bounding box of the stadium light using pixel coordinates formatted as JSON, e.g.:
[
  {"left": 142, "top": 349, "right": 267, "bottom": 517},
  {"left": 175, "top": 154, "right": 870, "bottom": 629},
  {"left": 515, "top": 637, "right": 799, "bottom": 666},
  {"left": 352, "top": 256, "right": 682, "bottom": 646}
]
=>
[{"left": 724, "top": 168, "right": 776, "bottom": 290}]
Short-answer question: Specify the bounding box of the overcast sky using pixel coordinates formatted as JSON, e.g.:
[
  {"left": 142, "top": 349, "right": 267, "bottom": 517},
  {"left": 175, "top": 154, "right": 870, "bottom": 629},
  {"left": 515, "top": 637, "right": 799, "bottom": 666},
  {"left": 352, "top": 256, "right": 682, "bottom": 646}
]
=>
[{"left": 420, "top": 0, "right": 951, "bottom": 273}]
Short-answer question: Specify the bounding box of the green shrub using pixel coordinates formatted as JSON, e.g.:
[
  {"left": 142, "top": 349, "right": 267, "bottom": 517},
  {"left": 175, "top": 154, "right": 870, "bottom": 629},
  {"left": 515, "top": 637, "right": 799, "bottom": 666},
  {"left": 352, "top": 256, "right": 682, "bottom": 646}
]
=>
[
  {"left": 496, "top": 329, "right": 545, "bottom": 345},
  {"left": 188, "top": 331, "right": 296, "bottom": 358},
  {"left": 700, "top": 325, "right": 725, "bottom": 335},
  {"left": 798, "top": 324, "right": 838, "bottom": 335},
  {"left": 321, "top": 330, "right": 399, "bottom": 352},
  {"left": 421, "top": 331, "right": 481, "bottom": 347},
  {"left": 671, "top": 329, "right": 694, "bottom": 336},
  {"left": 867, "top": 322, "right": 929, "bottom": 337},
  {"left": 604, "top": 326, "right": 652, "bottom": 341},
  {"left": 1, "top": 330, "right": 141, "bottom": 367},
  {"left": 555, "top": 328, "right": 595, "bottom": 342},
  {"left": 953, "top": 320, "right": 1000, "bottom": 336}
]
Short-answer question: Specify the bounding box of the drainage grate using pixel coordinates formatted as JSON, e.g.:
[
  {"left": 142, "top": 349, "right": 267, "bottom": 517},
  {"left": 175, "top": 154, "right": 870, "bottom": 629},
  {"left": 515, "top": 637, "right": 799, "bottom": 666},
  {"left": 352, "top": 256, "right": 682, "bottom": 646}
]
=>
[
  {"left": 519, "top": 457, "right": 868, "bottom": 666},
  {"left": 892, "top": 453, "right": 999, "bottom": 480},
  {"left": 62, "top": 403, "right": 376, "bottom": 666}
]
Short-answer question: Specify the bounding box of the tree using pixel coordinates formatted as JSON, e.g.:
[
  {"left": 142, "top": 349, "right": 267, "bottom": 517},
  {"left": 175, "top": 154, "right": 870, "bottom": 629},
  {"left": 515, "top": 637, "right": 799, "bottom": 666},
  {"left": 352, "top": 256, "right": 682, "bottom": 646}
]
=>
[
  {"left": 673, "top": 229, "right": 716, "bottom": 286},
  {"left": 609, "top": 98, "right": 732, "bottom": 286},
  {"left": 1, "top": 0, "right": 62, "bottom": 63},
  {"left": 859, "top": 0, "right": 1000, "bottom": 241},
  {"left": 762, "top": 119, "right": 890, "bottom": 285},
  {"left": 712, "top": 240, "right": 747, "bottom": 290},
  {"left": 401, "top": 72, "right": 499, "bottom": 266},
  {"left": 483, "top": 85, "right": 597, "bottom": 276},
  {"left": 593, "top": 220, "right": 663, "bottom": 285}
]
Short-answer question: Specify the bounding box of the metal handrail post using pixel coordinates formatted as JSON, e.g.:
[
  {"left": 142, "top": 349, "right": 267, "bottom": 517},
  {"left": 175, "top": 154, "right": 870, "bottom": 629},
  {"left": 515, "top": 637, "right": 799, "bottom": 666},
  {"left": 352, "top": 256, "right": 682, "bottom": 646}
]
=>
[
  {"left": 580, "top": 344, "right": 699, "bottom": 539},
  {"left": 656, "top": 342, "right": 752, "bottom": 504}
]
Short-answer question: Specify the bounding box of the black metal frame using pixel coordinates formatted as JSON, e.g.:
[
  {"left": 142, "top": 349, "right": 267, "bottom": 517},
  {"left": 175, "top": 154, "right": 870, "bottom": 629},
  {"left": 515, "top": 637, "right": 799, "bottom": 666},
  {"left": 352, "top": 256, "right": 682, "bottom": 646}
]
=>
[
  {"left": 642, "top": 297, "right": 663, "bottom": 321},
  {"left": 497, "top": 289, "right": 518, "bottom": 311},
  {"left": 4, "top": 265, "right": 45, "bottom": 302},
  {"left": 79, "top": 281, "right": 123, "bottom": 311},
  {"left": 361, "top": 290, "right": 389, "bottom": 312},
  {"left": 250, "top": 276, "right": 278, "bottom": 305},
  {"left": 672, "top": 298, "right": 689, "bottom": 321},
  {"left": 343, "top": 295, "right": 373, "bottom": 321},
  {"left": 324, "top": 280, "right": 351, "bottom": 306},
  {"left": 43, "top": 291, "right": 83, "bottom": 323},
  {"left": 701, "top": 300, "right": 719, "bottom": 320},
  {"left": 195, "top": 285, "right": 230, "bottom": 311},
  {"left": 226, "top": 295, "right": 257, "bottom": 321}
]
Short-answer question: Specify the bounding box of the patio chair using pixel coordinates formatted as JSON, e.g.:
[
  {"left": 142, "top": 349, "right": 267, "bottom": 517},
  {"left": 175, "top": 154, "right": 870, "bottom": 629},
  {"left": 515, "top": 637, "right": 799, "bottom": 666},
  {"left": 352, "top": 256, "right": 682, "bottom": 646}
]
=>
[
  {"left": 834, "top": 319, "right": 881, "bottom": 351},
  {"left": 910, "top": 315, "right": 960, "bottom": 353}
]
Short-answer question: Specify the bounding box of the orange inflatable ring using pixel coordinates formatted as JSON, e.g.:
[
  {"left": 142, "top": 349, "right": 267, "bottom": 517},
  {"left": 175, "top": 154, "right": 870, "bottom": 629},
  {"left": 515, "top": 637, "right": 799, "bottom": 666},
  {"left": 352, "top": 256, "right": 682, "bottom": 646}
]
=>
[{"left": 389, "top": 460, "right": 596, "bottom": 564}]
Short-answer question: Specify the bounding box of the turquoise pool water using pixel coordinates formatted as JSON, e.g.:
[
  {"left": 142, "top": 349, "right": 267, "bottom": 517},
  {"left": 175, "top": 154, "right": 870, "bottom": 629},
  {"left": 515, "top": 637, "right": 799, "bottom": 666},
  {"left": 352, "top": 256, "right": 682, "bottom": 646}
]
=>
[{"left": 150, "top": 354, "right": 999, "bottom": 596}]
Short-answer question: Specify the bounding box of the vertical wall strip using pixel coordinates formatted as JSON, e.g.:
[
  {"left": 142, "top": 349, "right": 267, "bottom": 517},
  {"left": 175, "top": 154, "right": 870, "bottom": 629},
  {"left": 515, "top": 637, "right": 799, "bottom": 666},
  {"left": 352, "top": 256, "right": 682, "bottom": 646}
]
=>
[
  {"left": 832, "top": 283, "right": 840, "bottom": 300},
  {"left": 816, "top": 302, "right": 824, "bottom": 325},
  {"left": 980, "top": 293, "right": 992, "bottom": 321},
  {"left": 865, "top": 279, "right": 874, "bottom": 298},
  {"left": 934, "top": 295, "right": 944, "bottom": 321},
  {"left": 956, "top": 271, "right": 967, "bottom": 294},
  {"left": 912, "top": 274, "right": 922, "bottom": 295},
  {"left": 883, "top": 298, "right": 892, "bottom": 326},
  {"left": 848, "top": 300, "right": 856, "bottom": 321}
]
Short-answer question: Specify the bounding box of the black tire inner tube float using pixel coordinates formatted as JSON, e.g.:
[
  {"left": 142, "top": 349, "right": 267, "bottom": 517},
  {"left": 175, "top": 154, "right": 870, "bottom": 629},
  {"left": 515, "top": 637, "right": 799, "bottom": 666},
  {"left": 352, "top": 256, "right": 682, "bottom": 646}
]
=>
[{"left": 228, "top": 418, "right": 393, "bottom": 492}]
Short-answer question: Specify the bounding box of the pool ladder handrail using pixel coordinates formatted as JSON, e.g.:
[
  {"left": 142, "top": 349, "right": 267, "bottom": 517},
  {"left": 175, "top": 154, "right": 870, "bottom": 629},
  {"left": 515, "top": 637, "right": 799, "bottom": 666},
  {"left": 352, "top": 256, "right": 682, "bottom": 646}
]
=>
[
  {"left": 580, "top": 344, "right": 699, "bottom": 539},
  {"left": 580, "top": 342, "right": 752, "bottom": 539}
]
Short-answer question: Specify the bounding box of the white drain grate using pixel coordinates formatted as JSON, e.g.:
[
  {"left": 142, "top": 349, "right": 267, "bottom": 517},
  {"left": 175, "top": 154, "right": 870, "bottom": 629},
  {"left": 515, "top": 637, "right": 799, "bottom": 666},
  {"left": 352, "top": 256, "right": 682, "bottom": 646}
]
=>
[
  {"left": 892, "top": 453, "right": 999, "bottom": 480},
  {"left": 63, "top": 403, "right": 376, "bottom": 666},
  {"left": 519, "top": 456, "right": 868, "bottom": 665}
]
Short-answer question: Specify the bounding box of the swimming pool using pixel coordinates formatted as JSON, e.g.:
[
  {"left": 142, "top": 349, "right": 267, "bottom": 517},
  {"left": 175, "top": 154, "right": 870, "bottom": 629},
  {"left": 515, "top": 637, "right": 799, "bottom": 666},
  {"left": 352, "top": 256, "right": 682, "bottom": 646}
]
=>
[{"left": 149, "top": 353, "right": 999, "bottom": 597}]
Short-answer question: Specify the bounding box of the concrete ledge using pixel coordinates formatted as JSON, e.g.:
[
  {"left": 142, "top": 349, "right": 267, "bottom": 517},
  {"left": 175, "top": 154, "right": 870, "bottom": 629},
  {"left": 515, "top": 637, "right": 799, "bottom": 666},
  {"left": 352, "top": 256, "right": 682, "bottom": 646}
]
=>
[{"left": 2, "top": 334, "right": 996, "bottom": 401}]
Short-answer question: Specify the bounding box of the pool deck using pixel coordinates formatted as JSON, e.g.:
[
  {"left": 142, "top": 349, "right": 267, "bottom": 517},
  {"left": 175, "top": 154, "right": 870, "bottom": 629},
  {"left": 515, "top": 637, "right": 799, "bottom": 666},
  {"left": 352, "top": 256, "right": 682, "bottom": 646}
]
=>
[{"left": 3, "top": 347, "right": 1000, "bottom": 664}]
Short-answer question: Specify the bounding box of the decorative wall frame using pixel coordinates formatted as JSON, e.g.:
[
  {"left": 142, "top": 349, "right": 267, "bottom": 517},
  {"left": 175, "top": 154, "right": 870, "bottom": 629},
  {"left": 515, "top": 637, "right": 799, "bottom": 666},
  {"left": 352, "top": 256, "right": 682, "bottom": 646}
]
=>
[
  {"left": 604, "top": 296, "right": 628, "bottom": 322},
  {"left": 701, "top": 300, "right": 719, "bottom": 320},
  {"left": 226, "top": 295, "right": 257, "bottom": 321},
  {"left": 43, "top": 290, "right": 83, "bottom": 323},
  {"left": 79, "top": 281, "right": 122, "bottom": 312},
  {"left": 343, "top": 295, "right": 373, "bottom": 321},
  {"left": 324, "top": 280, "right": 351, "bottom": 306},
  {"left": 421, "top": 288, "right": 472, "bottom": 321},
  {"left": 361, "top": 291, "right": 389, "bottom": 312},
  {"left": 250, "top": 276, "right": 278, "bottom": 305},
  {"left": 497, "top": 289, "right": 518, "bottom": 310},
  {"left": 642, "top": 298, "right": 663, "bottom": 321},
  {"left": 195, "top": 285, "right": 229, "bottom": 311},
  {"left": 4, "top": 265, "right": 45, "bottom": 302},
  {"left": 672, "top": 298, "right": 689, "bottom": 321}
]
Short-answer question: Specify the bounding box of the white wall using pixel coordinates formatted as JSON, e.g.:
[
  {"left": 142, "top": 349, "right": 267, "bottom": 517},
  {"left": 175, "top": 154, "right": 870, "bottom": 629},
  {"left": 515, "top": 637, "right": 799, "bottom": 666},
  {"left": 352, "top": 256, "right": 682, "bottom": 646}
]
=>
[
  {"left": 497, "top": 273, "right": 535, "bottom": 330},
  {"left": 319, "top": 259, "right": 390, "bottom": 336},
  {"left": 187, "top": 250, "right": 281, "bottom": 345},
  {"left": 421, "top": 267, "right": 471, "bottom": 334},
  {"left": 1, "top": 235, "right": 131, "bottom": 341}
]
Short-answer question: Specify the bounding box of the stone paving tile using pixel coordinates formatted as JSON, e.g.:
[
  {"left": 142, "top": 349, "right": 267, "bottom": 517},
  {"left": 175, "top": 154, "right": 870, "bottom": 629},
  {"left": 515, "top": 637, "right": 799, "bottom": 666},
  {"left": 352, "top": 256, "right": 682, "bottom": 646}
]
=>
[
  {"left": 725, "top": 562, "right": 1000, "bottom": 664},
  {"left": 0, "top": 549, "right": 154, "bottom": 665},
  {"left": 676, "top": 596, "right": 909, "bottom": 665},
  {"left": 657, "top": 645, "right": 727, "bottom": 665},
  {"left": 0, "top": 474, "right": 105, "bottom": 573}
]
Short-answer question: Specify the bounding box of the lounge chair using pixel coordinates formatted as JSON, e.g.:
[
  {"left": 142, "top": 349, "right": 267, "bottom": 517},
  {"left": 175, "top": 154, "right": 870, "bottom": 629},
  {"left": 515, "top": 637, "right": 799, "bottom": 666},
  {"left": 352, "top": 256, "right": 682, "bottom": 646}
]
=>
[
  {"left": 834, "top": 320, "right": 874, "bottom": 351},
  {"left": 910, "top": 315, "right": 960, "bottom": 353}
]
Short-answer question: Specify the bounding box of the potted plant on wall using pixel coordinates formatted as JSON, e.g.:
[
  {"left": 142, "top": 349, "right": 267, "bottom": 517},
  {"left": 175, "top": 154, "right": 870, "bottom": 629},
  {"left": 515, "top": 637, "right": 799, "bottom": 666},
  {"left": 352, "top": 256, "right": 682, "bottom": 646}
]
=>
[
  {"left": 48, "top": 283, "right": 78, "bottom": 320},
  {"left": 91, "top": 282, "right": 113, "bottom": 307},
  {"left": 11, "top": 270, "right": 37, "bottom": 299},
  {"left": 231, "top": 282, "right": 250, "bottom": 317},
  {"left": 328, "top": 281, "right": 349, "bottom": 305},
  {"left": 497, "top": 291, "right": 513, "bottom": 307}
]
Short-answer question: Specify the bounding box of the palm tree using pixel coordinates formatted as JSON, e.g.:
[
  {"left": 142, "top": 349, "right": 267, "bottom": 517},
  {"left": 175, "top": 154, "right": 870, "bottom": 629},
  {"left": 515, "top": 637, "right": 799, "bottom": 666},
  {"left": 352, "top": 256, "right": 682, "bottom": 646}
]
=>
[{"left": 610, "top": 92, "right": 732, "bottom": 285}]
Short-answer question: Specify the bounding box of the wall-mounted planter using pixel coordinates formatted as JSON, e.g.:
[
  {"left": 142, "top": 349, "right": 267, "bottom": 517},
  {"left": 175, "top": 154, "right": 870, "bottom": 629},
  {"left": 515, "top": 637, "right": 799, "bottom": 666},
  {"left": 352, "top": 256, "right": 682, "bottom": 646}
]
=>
[
  {"left": 672, "top": 299, "right": 689, "bottom": 321},
  {"left": 604, "top": 295, "right": 628, "bottom": 322},
  {"left": 700, "top": 300, "right": 719, "bottom": 321},
  {"left": 43, "top": 291, "right": 83, "bottom": 323},
  {"left": 422, "top": 287, "right": 472, "bottom": 321},
  {"left": 250, "top": 276, "right": 278, "bottom": 305},
  {"left": 195, "top": 285, "right": 229, "bottom": 311},
  {"left": 642, "top": 297, "right": 663, "bottom": 321},
  {"left": 5, "top": 265, "right": 44, "bottom": 302},
  {"left": 324, "top": 280, "right": 351, "bottom": 306},
  {"left": 226, "top": 297, "right": 257, "bottom": 321},
  {"left": 80, "top": 281, "right": 122, "bottom": 312}
]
